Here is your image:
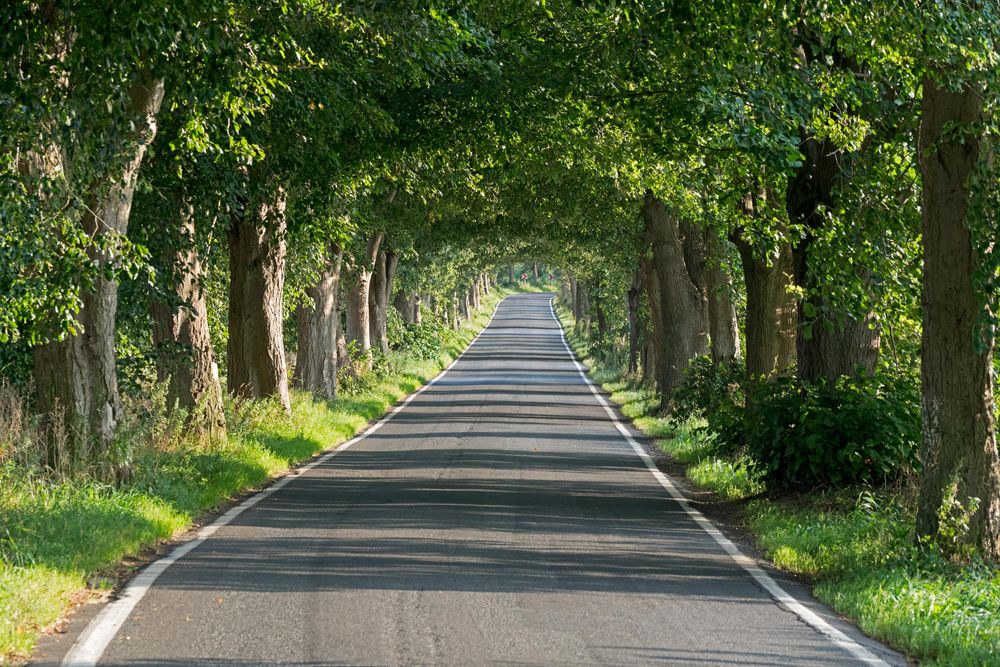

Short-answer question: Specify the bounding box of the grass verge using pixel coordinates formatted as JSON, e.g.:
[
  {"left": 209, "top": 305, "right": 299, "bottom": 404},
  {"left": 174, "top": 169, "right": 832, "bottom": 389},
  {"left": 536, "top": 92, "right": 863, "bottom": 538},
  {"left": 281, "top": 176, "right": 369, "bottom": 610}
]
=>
[
  {"left": 554, "top": 302, "right": 1000, "bottom": 666},
  {"left": 0, "top": 288, "right": 514, "bottom": 664}
]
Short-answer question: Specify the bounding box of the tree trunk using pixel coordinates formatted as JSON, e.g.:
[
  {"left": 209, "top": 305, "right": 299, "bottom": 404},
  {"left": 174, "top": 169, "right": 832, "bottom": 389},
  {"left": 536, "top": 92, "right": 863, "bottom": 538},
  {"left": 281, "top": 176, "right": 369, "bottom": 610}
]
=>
[
  {"left": 459, "top": 290, "right": 470, "bottom": 319},
  {"left": 226, "top": 185, "right": 290, "bottom": 412},
  {"left": 627, "top": 270, "right": 642, "bottom": 375},
  {"left": 292, "top": 244, "right": 342, "bottom": 400},
  {"left": 574, "top": 280, "right": 590, "bottom": 335},
  {"left": 508, "top": 265, "right": 515, "bottom": 284},
  {"left": 369, "top": 249, "right": 389, "bottom": 355},
  {"left": 733, "top": 232, "right": 797, "bottom": 381},
  {"left": 533, "top": 263, "right": 539, "bottom": 283},
  {"left": 704, "top": 232, "right": 741, "bottom": 365},
  {"left": 786, "top": 48, "right": 878, "bottom": 382},
  {"left": 915, "top": 75, "right": 1000, "bottom": 558},
  {"left": 33, "top": 75, "right": 165, "bottom": 459},
  {"left": 641, "top": 190, "right": 709, "bottom": 402},
  {"left": 393, "top": 291, "right": 412, "bottom": 324},
  {"left": 344, "top": 232, "right": 383, "bottom": 371},
  {"left": 149, "top": 201, "right": 225, "bottom": 436}
]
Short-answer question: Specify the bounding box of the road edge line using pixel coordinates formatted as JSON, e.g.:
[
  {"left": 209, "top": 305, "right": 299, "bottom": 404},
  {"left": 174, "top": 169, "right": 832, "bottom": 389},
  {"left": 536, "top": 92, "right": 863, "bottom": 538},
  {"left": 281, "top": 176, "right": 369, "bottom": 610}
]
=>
[
  {"left": 60, "top": 295, "right": 513, "bottom": 667},
  {"left": 546, "top": 297, "right": 889, "bottom": 667}
]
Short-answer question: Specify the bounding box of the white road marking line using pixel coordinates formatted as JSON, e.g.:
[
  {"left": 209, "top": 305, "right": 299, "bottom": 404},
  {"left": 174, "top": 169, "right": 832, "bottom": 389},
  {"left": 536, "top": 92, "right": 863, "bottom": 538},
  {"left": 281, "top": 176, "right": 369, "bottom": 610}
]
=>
[
  {"left": 61, "top": 296, "right": 511, "bottom": 667},
  {"left": 546, "top": 297, "right": 890, "bottom": 667}
]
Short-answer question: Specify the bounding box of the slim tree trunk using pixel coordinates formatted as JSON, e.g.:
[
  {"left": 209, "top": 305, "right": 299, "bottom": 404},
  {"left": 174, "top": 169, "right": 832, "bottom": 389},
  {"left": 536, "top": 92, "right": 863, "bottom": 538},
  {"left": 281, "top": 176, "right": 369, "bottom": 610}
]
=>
[
  {"left": 641, "top": 190, "right": 709, "bottom": 402},
  {"left": 915, "top": 75, "right": 1000, "bottom": 558},
  {"left": 704, "top": 232, "right": 741, "bottom": 365},
  {"left": 149, "top": 202, "right": 225, "bottom": 436},
  {"left": 508, "top": 265, "right": 515, "bottom": 285},
  {"left": 33, "top": 75, "right": 165, "bottom": 459},
  {"left": 627, "top": 270, "right": 642, "bottom": 375},
  {"left": 369, "top": 249, "right": 389, "bottom": 355},
  {"left": 533, "top": 263, "right": 539, "bottom": 283},
  {"left": 574, "top": 280, "right": 590, "bottom": 335},
  {"left": 226, "top": 184, "right": 290, "bottom": 412},
  {"left": 344, "top": 232, "right": 383, "bottom": 371},
  {"left": 459, "top": 290, "right": 470, "bottom": 319},
  {"left": 293, "top": 244, "right": 342, "bottom": 400}
]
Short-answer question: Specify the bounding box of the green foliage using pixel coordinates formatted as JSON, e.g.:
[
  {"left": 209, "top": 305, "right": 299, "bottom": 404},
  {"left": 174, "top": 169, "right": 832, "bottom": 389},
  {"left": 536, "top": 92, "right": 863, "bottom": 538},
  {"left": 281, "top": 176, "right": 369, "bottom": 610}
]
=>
[
  {"left": 387, "top": 307, "right": 444, "bottom": 360},
  {"left": 669, "top": 355, "right": 746, "bottom": 448},
  {"left": 743, "top": 374, "right": 921, "bottom": 489}
]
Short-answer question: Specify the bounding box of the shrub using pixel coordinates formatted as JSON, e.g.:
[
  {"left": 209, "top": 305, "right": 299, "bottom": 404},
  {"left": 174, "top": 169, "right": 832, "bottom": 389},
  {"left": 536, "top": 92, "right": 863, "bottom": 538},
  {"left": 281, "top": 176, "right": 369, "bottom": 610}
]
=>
[
  {"left": 388, "top": 307, "right": 444, "bottom": 361},
  {"left": 669, "top": 355, "right": 746, "bottom": 453},
  {"left": 744, "top": 373, "right": 920, "bottom": 489}
]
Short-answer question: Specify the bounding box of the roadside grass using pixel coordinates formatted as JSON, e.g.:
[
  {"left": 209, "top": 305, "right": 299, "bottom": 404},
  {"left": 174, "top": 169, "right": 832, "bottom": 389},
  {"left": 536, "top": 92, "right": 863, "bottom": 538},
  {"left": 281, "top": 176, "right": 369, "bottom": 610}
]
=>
[
  {"left": 0, "top": 288, "right": 511, "bottom": 664},
  {"left": 554, "top": 301, "right": 1000, "bottom": 666}
]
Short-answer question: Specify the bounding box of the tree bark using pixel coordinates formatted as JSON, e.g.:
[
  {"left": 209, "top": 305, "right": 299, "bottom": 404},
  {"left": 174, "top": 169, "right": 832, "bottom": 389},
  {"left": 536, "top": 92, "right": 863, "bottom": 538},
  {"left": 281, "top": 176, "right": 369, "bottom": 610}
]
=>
[
  {"left": 641, "top": 190, "right": 709, "bottom": 402},
  {"left": 369, "top": 249, "right": 389, "bottom": 355},
  {"left": 393, "top": 291, "right": 412, "bottom": 324},
  {"left": 915, "top": 75, "right": 1000, "bottom": 558},
  {"left": 459, "top": 290, "right": 470, "bottom": 319},
  {"left": 33, "top": 74, "right": 165, "bottom": 458},
  {"left": 149, "top": 201, "right": 225, "bottom": 436},
  {"left": 344, "top": 232, "right": 383, "bottom": 371},
  {"left": 733, "top": 232, "right": 797, "bottom": 381},
  {"left": 508, "top": 265, "right": 515, "bottom": 284},
  {"left": 292, "top": 244, "right": 342, "bottom": 400},
  {"left": 627, "top": 270, "right": 642, "bottom": 375},
  {"left": 704, "top": 232, "right": 741, "bottom": 365},
  {"left": 574, "top": 280, "right": 590, "bottom": 335},
  {"left": 226, "top": 184, "right": 290, "bottom": 411},
  {"left": 533, "top": 263, "right": 539, "bottom": 283},
  {"left": 785, "top": 43, "right": 879, "bottom": 383}
]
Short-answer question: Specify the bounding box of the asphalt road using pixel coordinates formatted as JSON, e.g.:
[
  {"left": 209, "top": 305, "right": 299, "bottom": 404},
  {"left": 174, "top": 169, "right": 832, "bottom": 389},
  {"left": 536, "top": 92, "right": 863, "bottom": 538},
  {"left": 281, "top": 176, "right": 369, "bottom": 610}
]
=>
[{"left": 45, "top": 293, "right": 903, "bottom": 666}]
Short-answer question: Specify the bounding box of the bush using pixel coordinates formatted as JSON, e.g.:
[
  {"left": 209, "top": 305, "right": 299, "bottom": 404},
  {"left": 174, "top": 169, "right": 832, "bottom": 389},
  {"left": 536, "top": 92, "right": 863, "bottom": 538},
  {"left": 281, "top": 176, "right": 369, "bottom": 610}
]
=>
[
  {"left": 669, "top": 355, "right": 746, "bottom": 453},
  {"left": 744, "top": 373, "right": 920, "bottom": 489},
  {"left": 388, "top": 307, "right": 445, "bottom": 360}
]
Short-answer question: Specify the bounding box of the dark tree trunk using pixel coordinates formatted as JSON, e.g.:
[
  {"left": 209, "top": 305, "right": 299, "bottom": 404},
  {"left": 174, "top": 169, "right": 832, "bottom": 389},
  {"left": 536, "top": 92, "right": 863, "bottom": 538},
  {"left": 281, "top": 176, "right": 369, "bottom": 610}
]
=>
[
  {"left": 149, "top": 202, "right": 225, "bottom": 436},
  {"left": 627, "top": 270, "right": 642, "bottom": 375},
  {"left": 641, "top": 191, "right": 709, "bottom": 402},
  {"left": 593, "top": 283, "right": 608, "bottom": 339},
  {"left": 915, "top": 75, "right": 1000, "bottom": 558},
  {"left": 533, "top": 263, "right": 539, "bottom": 283},
  {"left": 34, "top": 75, "right": 165, "bottom": 458},
  {"left": 226, "top": 185, "right": 290, "bottom": 411},
  {"left": 344, "top": 232, "right": 383, "bottom": 371},
  {"left": 704, "top": 232, "right": 741, "bottom": 365},
  {"left": 292, "top": 244, "right": 342, "bottom": 400},
  {"left": 508, "top": 265, "right": 515, "bottom": 285},
  {"left": 786, "top": 43, "right": 878, "bottom": 383}
]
